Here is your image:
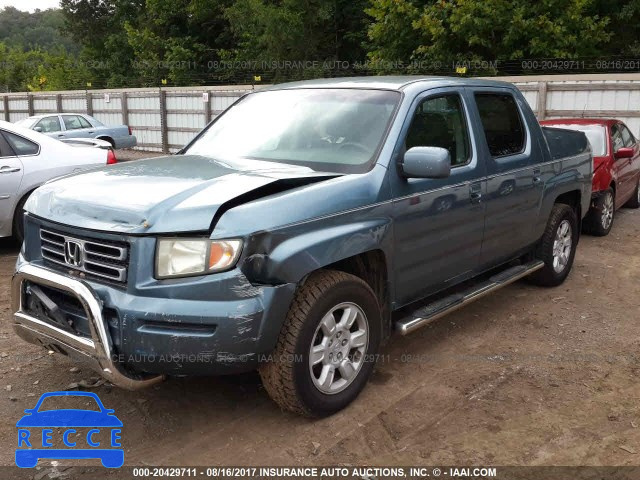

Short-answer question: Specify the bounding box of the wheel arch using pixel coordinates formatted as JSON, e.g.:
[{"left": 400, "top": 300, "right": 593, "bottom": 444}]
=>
[
  {"left": 11, "top": 186, "right": 40, "bottom": 236},
  {"left": 96, "top": 136, "right": 115, "bottom": 148},
  {"left": 553, "top": 189, "right": 583, "bottom": 239}
]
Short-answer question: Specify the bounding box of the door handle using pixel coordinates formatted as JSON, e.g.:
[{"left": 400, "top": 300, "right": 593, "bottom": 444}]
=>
[
  {"left": 88, "top": 131, "right": 95, "bottom": 134},
  {"left": 533, "top": 168, "right": 542, "bottom": 184},
  {"left": 0, "top": 166, "right": 21, "bottom": 174},
  {"left": 470, "top": 192, "right": 482, "bottom": 204},
  {"left": 57, "top": 134, "right": 65, "bottom": 137}
]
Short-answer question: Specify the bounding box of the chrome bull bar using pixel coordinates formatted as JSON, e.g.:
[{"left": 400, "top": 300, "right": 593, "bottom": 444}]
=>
[{"left": 11, "top": 263, "right": 164, "bottom": 390}]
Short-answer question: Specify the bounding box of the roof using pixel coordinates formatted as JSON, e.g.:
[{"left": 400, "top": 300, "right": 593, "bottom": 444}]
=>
[
  {"left": 21, "top": 113, "right": 88, "bottom": 120},
  {"left": 265, "top": 76, "right": 516, "bottom": 91},
  {"left": 541, "top": 118, "right": 620, "bottom": 126}
]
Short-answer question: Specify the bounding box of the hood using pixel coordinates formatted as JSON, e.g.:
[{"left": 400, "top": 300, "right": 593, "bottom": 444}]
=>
[{"left": 26, "top": 155, "right": 340, "bottom": 234}]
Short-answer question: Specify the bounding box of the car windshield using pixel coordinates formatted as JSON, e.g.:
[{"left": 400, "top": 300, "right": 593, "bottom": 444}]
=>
[
  {"left": 551, "top": 124, "right": 607, "bottom": 156},
  {"left": 184, "top": 88, "right": 401, "bottom": 173}
]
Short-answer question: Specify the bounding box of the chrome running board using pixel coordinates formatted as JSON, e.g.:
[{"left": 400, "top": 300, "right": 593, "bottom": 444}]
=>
[{"left": 395, "top": 260, "right": 544, "bottom": 336}]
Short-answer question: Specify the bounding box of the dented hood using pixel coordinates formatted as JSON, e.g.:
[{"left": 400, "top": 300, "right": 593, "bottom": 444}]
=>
[{"left": 26, "top": 155, "right": 339, "bottom": 234}]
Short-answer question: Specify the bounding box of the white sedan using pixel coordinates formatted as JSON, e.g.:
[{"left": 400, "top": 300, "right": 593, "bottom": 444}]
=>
[{"left": 0, "top": 120, "right": 117, "bottom": 242}]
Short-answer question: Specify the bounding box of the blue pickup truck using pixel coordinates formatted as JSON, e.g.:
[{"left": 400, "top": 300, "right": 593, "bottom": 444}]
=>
[{"left": 11, "top": 77, "right": 592, "bottom": 416}]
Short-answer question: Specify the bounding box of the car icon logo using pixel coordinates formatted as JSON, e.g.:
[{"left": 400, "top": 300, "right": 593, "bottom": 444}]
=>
[
  {"left": 15, "top": 391, "right": 123, "bottom": 468},
  {"left": 64, "top": 240, "right": 83, "bottom": 267}
]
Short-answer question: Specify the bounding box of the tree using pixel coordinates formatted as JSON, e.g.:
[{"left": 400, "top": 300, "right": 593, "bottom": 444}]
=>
[{"left": 367, "top": 0, "right": 612, "bottom": 73}]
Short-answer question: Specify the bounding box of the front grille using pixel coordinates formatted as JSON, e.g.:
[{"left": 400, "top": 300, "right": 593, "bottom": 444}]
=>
[{"left": 40, "top": 229, "right": 129, "bottom": 284}]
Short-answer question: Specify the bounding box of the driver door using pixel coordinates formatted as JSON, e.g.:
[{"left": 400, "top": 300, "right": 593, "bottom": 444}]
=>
[{"left": 390, "top": 88, "right": 486, "bottom": 307}]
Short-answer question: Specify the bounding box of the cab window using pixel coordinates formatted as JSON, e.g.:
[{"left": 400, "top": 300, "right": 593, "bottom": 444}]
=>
[
  {"left": 475, "top": 93, "right": 525, "bottom": 157},
  {"left": 34, "top": 116, "right": 62, "bottom": 133},
  {"left": 619, "top": 124, "right": 636, "bottom": 148},
  {"left": 63, "top": 115, "right": 92, "bottom": 130},
  {"left": 405, "top": 94, "right": 471, "bottom": 167},
  {"left": 611, "top": 124, "right": 625, "bottom": 152}
]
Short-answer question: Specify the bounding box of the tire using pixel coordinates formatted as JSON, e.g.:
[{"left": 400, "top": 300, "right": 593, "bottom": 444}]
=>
[
  {"left": 259, "top": 270, "right": 382, "bottom": 417},
  {"left": 528, "top": 203, "right": 578, "bottom": 287},
  {"left": 583, "top": 188, "right": 615, "bottom": 236},
  {"left": 12, "top": 194, "right": 30, "bottom": 244},
  {"left": 625, "top": 179, "right": 640, "bottom": 209}
]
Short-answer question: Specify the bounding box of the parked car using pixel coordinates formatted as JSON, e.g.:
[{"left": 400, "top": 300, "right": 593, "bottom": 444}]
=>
[
  {"left": 541, "top": 119, "right": 640, "bottom": 235},
  {"left": 15, "top": 114, "right": 137, "bottom": 150},
  {"left": 0, "top": 120, "right": 117, "bottom": 243},
  {"left": 11, "top": 77, "right": 592, "bottom": 417}
]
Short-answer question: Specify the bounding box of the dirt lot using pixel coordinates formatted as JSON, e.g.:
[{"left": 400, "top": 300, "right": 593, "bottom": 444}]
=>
[{"left": 0, "top": 206, "right": 639, "bottom": 473}]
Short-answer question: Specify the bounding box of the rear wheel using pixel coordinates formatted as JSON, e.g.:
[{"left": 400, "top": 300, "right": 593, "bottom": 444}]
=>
[
  {"left": 529, "top": 203, "right": 578, "bottom": 287},
  {"left": 259, "top": 270, "right": 381, "bottom": 417},
  {"left": 584, "top": 188, "right": 615, "bottom": 236},
  {"left": 625, "top": 179, "right": 640, "bottom": 209}
]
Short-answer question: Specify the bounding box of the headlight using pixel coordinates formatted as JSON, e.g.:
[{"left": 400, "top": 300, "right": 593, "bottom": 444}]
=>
[{"left": 156, "top": 238, "right": 243, "bottom": 279}]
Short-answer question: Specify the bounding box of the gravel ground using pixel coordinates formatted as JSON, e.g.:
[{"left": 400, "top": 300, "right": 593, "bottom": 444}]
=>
[
  {"left": 0, "top": 206, "right": 639, "bottom": 476},
  {"left": 116, "top": 149, "right": 165, "bottom": 162}
]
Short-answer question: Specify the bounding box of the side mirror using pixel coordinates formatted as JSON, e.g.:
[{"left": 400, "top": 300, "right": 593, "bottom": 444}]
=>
[
  {"left": 401, "top": 147, "right": 451, "bottom": 179},
  {"left": 34, "top": 127, "right": 43, "bottom": 133},
  {"left": 615, "top": 147, "right": 634, "bottom": 159}
]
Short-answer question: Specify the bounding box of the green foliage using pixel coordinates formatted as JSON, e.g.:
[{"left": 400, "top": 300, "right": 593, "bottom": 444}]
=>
[
  {"left": 368, "top": 0, "right": 611, "bottom": 65},
  {"left": 1, "top": 0, "right": 640, "bottom": 91}
]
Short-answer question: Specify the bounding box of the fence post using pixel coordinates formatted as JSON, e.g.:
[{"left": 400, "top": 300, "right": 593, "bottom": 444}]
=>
[
  {"left": 536, "top": 81, "right": 548, "bottom": 120},
  {"left": 3, "top": 96, "right": 8, "bottom": 122},
  {"left": 203, "top": 91, "right": 211, "bottom": 125},
  {"left": 159, "top": 89, "right": 169, "bottom": 154},
  {"left": 86, "top": 90, "right": 93, "bottom": 116},
  {"left": 121, "top": 92, "right": 129, "bottom": 127},
  {"left": 56, "top": 94, "right": 62, "bottom": 113},
  {"left": 27, "top": 94, "right": 34, "bottom": 116}
]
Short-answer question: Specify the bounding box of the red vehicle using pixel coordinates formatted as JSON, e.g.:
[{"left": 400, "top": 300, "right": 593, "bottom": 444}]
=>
[{"left": 541, "top": 118, "right": 640, "bottom": 235}]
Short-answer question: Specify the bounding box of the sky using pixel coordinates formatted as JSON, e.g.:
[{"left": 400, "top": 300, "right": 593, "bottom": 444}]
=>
[{"left": 0, "top": 0, "right": 60, "bottom": 12}]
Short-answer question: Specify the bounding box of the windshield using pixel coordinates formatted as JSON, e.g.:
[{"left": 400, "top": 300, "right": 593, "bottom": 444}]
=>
[
  {"left": 551, "top": 124, "right": 607, "bottom": 156},
  {"left": 185, "top": 88, "right": 401, "bottom": 173}
]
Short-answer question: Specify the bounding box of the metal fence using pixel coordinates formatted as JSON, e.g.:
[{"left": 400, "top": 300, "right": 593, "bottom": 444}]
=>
[
  {"left": 0, "top": 85, "right": 254, "bottom": 153},
  {"left": 1, "top": 73, "right": 640, "bottom": 153}
]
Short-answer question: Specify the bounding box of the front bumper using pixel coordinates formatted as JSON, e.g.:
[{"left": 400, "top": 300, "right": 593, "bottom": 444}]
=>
[
  {"left": 12, "top": 264, "right": 162, "bottom": 390},
  {"left": 12, "top": 262, "right": 296, "bottom": 389}
]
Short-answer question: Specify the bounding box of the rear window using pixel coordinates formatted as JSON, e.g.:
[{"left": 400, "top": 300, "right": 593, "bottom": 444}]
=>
[
  {"left": 546, "top": 124, "right": 607, "bottom": 156},
  {"left": 475, "top": 93, "right": 526, "bottom": 157}
]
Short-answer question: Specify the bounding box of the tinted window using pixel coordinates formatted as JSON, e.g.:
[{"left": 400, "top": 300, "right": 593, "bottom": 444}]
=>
[
  {"left": 406, "top": 94, "right": 470, "bottom": 167},
  {"left": 620, "top": 124, "right": 636, "bottom": 148},
  {"left": 2, "top": 131, "right": 39, "bottom": 155},
  {"left": 34, "top": 116, "right": 62, "bottom": 133},
  {"left": 63, "top": 115, "right": 91, "bottom": 130},
  {"left": 611, "top": 124, "right": 625, "bottom": 152},
  {"left": 475, "top": 93, "right": 525, "bottom": 157}
]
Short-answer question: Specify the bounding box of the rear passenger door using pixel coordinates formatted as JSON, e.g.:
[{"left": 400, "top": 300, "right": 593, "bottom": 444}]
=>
[
  {"left": 391, "top": 88, "right": 486, "bottom": 306},
  {"left": 468, "top": 88, "right": 543, "bottom": 269}
]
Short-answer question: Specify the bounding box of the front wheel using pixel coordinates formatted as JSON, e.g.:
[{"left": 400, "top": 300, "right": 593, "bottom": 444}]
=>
[
  {"left": 529, "top": 203, "right": 578, "bottom": 287},
  {"left": 259, "top": 270, "right": 382, "bottom": 417}
]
